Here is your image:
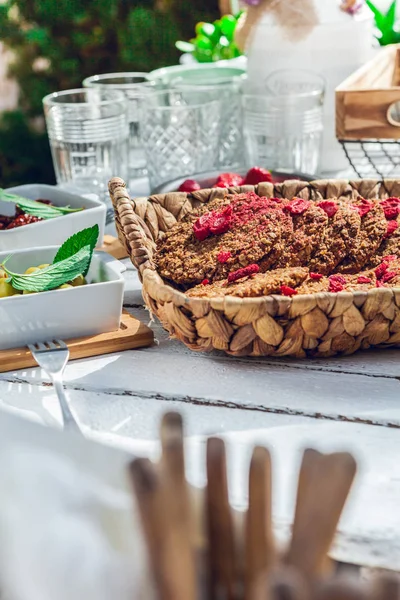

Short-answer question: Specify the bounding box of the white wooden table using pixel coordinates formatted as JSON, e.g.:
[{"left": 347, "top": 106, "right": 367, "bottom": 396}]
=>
[
  {"left": 1, "top": 260, "right": 400, "bottom": 572},
  {"left": 2, "top": 177, "right": 400, "bottom": 572}
]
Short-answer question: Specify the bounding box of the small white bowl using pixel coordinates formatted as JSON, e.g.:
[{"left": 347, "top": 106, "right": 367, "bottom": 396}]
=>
[
  {"left": 0, "top": 184, "right": 106, "bottom": 251},
  {"left": 0, "top": 246, "right": 125, "bottom": 350}
]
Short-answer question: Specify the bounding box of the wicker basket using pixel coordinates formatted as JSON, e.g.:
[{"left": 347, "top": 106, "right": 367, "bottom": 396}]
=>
[{"left": 109, "top": 176, "right": 400, "bottom": 358}]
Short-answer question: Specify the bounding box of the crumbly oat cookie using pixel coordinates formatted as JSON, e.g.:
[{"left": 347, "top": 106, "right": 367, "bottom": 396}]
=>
[
  {"left": 369, "top": 215, "right": 400, "bottom": 266},
  {"left": 275, "top": 201, "right": 329, "bottom": 268},
  {"left": 297, "top": 277, "right": 330, "bottom": 295},
  {"left": 155, "top": 193, "right": 289, "bottom": 286},
  {"left": 309, "top": 202, "right": 361, "bottom": 275},
  {"left": 336, "top": 199, "right": 387, "bottom": 273},
  {"left": 186, "top": 267, "right": 309, "bottom": 299}
]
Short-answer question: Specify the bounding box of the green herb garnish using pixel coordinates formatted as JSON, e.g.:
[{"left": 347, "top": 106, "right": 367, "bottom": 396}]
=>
[
  {"left": 54, "top": 224, "right": 99, "bottom": 277},
  {"left": 3, "top": 246, "right": 91, "bottom": 292},
  {"left": 1, "top": 224, "right": 100, "bottom": 292},
  {"left": 0, "top": 189, "right": 84, "bottom": 220}
]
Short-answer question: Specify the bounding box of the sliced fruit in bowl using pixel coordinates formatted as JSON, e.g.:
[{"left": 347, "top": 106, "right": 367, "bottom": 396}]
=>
[{"left": 0, "top": 225, "right": 125, "bottom": 350}]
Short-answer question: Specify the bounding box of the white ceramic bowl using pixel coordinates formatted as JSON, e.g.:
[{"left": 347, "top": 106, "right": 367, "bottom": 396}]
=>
[
  {"left": 0, "top": 246, "right": 125, "bottom": 350},
  {"left": 0, "top": 185, "right": 106, "bottom": 251}
]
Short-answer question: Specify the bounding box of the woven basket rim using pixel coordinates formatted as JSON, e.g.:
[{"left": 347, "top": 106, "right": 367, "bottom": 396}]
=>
[
  {"left": 141, "top": 266, "right": 399, "bottom": 306},
  {"left": 109, "top": 176, "right": 400, "bottom": 307}
]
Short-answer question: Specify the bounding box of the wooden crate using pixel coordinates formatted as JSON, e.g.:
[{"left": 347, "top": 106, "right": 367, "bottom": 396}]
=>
[{"left": 336, "top": 44, "right": 400, "bottom": 141}]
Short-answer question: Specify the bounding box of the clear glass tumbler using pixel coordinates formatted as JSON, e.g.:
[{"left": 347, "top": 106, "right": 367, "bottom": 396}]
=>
[
  {"left": 43, "top": 88, "right": 129, "bottom": 200},
  {"left": 242, "top": 70, "right": 325, "bottom": 175},
  {"left": 140, "top": 89, "right": 221, "bottom": 190},
  {"left": 82, "top": 73, "right": 157, "bottom": 180},
  {"left": 171, "top": 76, "right": 245, "bottom": 169}
]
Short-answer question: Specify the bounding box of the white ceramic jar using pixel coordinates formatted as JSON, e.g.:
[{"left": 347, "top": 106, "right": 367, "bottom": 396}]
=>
[{"left": 240, "top": 1, "right": 375, "bottom": 173}]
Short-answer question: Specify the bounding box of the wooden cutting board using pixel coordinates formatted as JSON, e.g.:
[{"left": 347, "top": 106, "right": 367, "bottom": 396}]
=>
[{"left": 0, "top": 310, "right": 153, "bottom": 373}]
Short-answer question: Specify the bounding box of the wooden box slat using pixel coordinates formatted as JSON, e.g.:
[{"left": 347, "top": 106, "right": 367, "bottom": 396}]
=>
[{"left": 336, "top": 44, "right": 400, "bottom": 140}]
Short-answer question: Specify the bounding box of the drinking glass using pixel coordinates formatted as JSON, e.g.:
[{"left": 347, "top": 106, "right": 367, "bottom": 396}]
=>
[
  {"left": 43, "top": 88, "right": 129, "bottom": 201},
  {"left": 171, "top": 76, "right": 245, "bottom": 169},
  {"left": 242, "top": 70, "right": 325, "bottom": 175},
  {"left": 140, "top": 89, "right": 221, "bottom": 190},
  {"left": 82, "top": 73, "right": 157, "bottom": 180}
]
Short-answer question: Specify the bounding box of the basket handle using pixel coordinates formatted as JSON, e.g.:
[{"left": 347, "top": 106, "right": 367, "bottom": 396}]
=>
[{"left": 108, "top": 177, "right": 155, "bottom": 278}]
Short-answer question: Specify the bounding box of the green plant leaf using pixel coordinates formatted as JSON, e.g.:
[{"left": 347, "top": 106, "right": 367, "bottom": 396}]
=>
[
  {"left": 53, "top": 224, "right": 99, "bottom": 276},
  {"left": 2, "top": 245, "right": 91, "bottom": 292},
  {"left": 0, "top": 189, "right": 84, "bottom": 219},
  {"left": 175, "top": 40, "right": 195, "bottom": 53},
  {"left": 386, "top": 0, "right": 397, "bottom": 29},
  {"left": 366, "top": 0, "right": 386, "bottom": 31}
]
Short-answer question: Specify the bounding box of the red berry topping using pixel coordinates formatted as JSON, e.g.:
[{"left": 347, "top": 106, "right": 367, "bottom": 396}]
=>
[
  {"left": 178, "top": 179, "right": 201, "bottom": 193},
  {"left": 375, "top": 262, "right": 389, "bottom": 280},
  {"left": 217, "top": 251, "right": 232, "bottom": 264},
  {"left": 383, "top": 255, "right": 398, "bottom": 262},
  {"left": 384, "top": 220, "right": 399, "bottom": 238},
  {"left": 228, "top": 263, "right": 260, "bottom": 283},
  {"left": 193, "top": 214, "right": 212, "bottom": 241},
  {"left": 380, "top": 197, "right": 400, "bottom": 220},
  {"left": 376, "top": 281, "right": 384, "bottom": 288},
  {"left": 284, "top": 198, "right": 311, "bottom": 215},
  {"left": 213, "top": 173, "right": 244, "bottom": 188},
  {"left": 329, "top": 281, "right": 345, "bottom": 293},
  {"left": 382, "top": 271, "right": 396, "bottom": 284},
  {"left": 316, "top": 200, "right": 338, "bottom": 218},
  {"left": 329, "top": 274, "right": 346, "bottom": 285},
  {"left": 310, "top": 272, "right": 323, "bottom": 280},
  {"left": 351, "top": 199, "right": 374, "bottom": 217},
  {"left": 243, "top": 167, "right": 273, "bottom": 186},
  {"left": 328, "top": 274, "right": 346, "bottom": 293},
  {"left": 201, "top": 279, "right": 210, "bottom": 286},
  {"left": 357, "top": 276, "right": 372, "bottom": 284},
  {"left": 280, "top": 285, "right": 298, "bottom": 297},
  {"left": 209, "top": 205, "right": 232, "bottom": 236}
]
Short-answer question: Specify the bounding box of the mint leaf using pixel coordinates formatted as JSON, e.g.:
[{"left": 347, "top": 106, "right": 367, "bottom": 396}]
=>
[
  {"left": 0, "top": 189, "right": 83, "bottom": 220},
  {"left": 53, "top": 224, "right": 99, "bottom": 276},
  {"left": 2, "top": 245, "right": 91, "bottom": 292}
]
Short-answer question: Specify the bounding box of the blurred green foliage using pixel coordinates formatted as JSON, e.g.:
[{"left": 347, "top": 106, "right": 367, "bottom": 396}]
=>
[
  {"left": 176, "top": 13, "right": 243, "bottom": 62},
  {"left": 366, "top": 0, "right": 400, "bottom": 45},
  {"left": 0, "top": 0, "right": 219, "bottom": 186}
]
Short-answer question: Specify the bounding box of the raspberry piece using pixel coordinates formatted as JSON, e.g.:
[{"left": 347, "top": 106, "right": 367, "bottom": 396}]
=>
[
  {"left": 213, "top": 173, "right": 244, "bottom": 188},
  {"left": 376, "top": 281, "right": 384, "bottom": 288},
  {"left": 382, "top": 271, "right": 396, "bottom": 284},
  {"left": 209, "top": 206, "right": 232, "bottom": 236},
  {"left": 284, "top": 198, "right": 311, "bottom": 215},
  {"left": 329, "top": 280, "right": 345, "bottom": 293},
  {"left": 383, "top": 255, "right": 398, "bottom": 262},
  {"left": 384, "top": 220, "right": 399, "bottom": 238},
  {"left": 201, "top": 279, "right": 210, "bottom": 286},
  {"left": 380, "top": 197, "right": 400, "bottom": 220},
  {"left": 351, "top": 199, "right": 374, "bottom": 217},
  {"left": 178, "top": 179, "right": 201, "bottom": 193},
  {"left": 310, "top": 272, "right": 323, "bottom": 280},
  {"left": 280, "top": 285, "right": 298, "bottom": 297},
  {"left": 329, "top": 274, "right": 346, "bottom": 285},
  {"left": 375, "top": 262, "right": 389, "bottom": 280},
  {"left": 243, "top": 167, "right": 273, "bottom": 186},
  {"left": 357, "top": 276, "right": 372, "bottom": 284},
  {"left": 316, "top": 200, "right": 338, "bottom": 218},
  {"left": 328, "top": 274, "right": 346, "bottom": 293},
  {"left": 193, "top": 214, "right": 212, "bottom": 241},
  {"left": 228, "top": 263, "right": 260, "bottom": 283},
  {"left": 217, "top": 251, "right": 232, "bottom": 264}
]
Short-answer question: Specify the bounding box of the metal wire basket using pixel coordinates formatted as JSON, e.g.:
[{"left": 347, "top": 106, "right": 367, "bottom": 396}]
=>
[{"left": 340, "top": 140, "right": 400, "bottom": 179}]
